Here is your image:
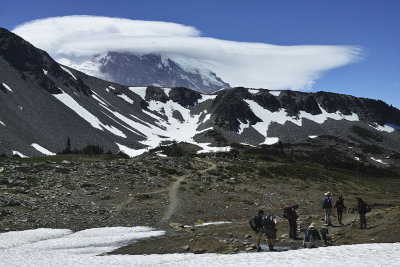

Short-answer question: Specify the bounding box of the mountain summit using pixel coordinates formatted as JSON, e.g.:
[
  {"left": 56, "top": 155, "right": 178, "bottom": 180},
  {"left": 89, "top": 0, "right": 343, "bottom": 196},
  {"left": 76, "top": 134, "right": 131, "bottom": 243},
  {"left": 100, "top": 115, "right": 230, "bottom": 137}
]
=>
[{"left": 65, "top": 52, "right": 230, "bottom": 93}]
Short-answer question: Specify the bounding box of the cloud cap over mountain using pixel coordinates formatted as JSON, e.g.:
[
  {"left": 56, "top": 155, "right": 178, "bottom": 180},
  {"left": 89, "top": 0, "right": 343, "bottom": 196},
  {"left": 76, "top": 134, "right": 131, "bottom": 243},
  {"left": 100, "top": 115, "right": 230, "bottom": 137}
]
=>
[{"left": 13, "top": 15, "right": 361, "bottom": 90}]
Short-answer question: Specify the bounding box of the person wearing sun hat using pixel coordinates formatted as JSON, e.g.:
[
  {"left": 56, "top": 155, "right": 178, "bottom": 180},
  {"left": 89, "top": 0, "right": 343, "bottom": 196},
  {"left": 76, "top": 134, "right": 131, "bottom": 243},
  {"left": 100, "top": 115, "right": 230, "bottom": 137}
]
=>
[
  {"left": 303, "top": 222, "right": 322, "bottom": 248},
  {"left": 321, "top": 192, "right": 333, "bottom": 226}
]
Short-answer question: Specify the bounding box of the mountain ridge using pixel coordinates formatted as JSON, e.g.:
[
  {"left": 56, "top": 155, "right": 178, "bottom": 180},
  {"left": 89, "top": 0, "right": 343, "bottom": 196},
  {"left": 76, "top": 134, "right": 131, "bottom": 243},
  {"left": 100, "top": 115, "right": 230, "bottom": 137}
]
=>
[{"left": 1, "top": 27, "right": 399, "bottom": 159}]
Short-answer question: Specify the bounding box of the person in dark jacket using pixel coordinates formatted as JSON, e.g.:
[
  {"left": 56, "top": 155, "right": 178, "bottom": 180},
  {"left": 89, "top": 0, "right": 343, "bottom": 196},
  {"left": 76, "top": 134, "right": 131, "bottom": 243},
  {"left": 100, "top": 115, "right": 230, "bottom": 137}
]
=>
[
  {"left": 334, "top": 195, "right": 345, "bottom": 225},
  {"left": 250, "top": 209, "right": 265, "bottom": 251},
  {"left": 263, "top": 214, "right": 278, "bottom": 251},
  {"left": 303, "top": 222, "right": 321, "bottom": 248},
  {"left": 357, "top": 198, "right": 367, "bottom": 229},
  {"left": 320, "top": 224, "right": 331, "bottom": 246},
  {"left": 322, "top": 192, "right": 333, "bottom": 226},
  {"left": 283, "top": 205, "right": 299, "bottom": 239}
]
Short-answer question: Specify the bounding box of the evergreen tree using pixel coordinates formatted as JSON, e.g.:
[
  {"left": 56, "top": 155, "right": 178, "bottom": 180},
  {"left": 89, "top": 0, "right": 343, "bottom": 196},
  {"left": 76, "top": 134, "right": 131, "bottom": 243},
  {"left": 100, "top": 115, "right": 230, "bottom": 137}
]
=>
[{"left": 61, "top": 136, "right": 71, "bottom": 154}]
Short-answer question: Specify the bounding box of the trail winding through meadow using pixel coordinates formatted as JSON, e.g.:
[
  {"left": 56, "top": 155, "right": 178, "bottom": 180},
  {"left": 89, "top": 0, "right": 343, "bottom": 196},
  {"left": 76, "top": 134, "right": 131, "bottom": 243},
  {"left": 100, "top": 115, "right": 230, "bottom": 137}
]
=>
[{"left": 160, "top": 160, "right": 217, "bottom": 224}]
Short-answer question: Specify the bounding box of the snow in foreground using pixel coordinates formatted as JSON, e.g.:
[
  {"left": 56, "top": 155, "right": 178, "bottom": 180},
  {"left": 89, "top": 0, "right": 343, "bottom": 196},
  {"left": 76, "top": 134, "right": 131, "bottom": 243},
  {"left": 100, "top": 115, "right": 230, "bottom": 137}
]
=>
[{"left": 0, "top": 227, "right": 399, "bottom": 266}]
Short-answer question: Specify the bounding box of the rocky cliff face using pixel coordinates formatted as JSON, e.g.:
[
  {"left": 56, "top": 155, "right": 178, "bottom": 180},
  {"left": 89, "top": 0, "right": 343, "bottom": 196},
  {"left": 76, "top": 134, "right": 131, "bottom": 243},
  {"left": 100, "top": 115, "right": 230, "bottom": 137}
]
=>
[{"left": 1, "top": 27, "right": 399, "bottom": 158}]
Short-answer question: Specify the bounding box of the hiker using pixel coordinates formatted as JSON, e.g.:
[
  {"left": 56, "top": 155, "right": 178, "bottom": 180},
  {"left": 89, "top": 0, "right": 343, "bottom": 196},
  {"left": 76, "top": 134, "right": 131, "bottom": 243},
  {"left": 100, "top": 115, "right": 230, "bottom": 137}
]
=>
[
  {"left": 283, "top": 204, "right": 299, "bottom": 239},
  {"left": 334, "top": 195, "right": 345, "bottom": 225},
  {"left": 232, "top": 150, "right": 238, "bottom": 158},
  {"left": 320, "top": 224, "right": 331, "bottom": 246},
  {"left": 357, "top": 198, "right": 370, "bottom": 229},
  {"left": 250, "top": 209, "right": 265, "bottom": 251},
  {"left": 303, "top": 222, "right": 321, "bottom": 248},
  {"left": 321, "top": 192, "right": 333, "bottom": 225},
  {"left": 263, "top": 214, "right": 278, "bottom": 252}
]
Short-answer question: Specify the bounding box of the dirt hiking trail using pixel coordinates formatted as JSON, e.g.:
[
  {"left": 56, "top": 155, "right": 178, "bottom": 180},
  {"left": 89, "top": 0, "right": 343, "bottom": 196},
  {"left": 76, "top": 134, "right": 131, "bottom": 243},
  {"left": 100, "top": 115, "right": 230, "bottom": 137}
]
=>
[{"left": 160, "top": 160, "right": 217, "bottom": 224}]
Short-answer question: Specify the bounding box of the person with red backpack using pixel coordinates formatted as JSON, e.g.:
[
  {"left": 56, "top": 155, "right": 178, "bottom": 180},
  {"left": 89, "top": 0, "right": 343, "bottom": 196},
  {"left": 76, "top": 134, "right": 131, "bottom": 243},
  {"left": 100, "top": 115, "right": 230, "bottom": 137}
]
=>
[{"left": 282, "top": 204, "right": 299, "bottom": 239}]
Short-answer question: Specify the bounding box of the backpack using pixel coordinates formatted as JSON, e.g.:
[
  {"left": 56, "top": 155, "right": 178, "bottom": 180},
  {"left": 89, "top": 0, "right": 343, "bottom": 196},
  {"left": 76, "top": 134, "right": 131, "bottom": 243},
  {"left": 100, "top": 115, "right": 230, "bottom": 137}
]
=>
[
  {"left": 249, "top": 216, "right": 257, "bottom": 231},
  {"left": 321, "top": 197, "right": 330, "bottom": 209},
  {"left": 282, "top": 206, "right": 292, "bottom": 218},
  {"left": 304, "top": 229, "right": 319, "bottom": 243},
  {"left": 263, "top": 215, "right": 275, "bottom": 229},
  {"left": 364, "top": 202, "right": 371, "bottom": 213}
]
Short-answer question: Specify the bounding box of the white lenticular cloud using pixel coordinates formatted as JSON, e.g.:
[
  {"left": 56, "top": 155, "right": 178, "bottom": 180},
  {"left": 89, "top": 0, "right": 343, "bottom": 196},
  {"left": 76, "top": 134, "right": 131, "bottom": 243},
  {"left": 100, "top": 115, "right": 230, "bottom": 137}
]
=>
[{"left": 13, "top": 15, "right": 361, "bottom": 90}]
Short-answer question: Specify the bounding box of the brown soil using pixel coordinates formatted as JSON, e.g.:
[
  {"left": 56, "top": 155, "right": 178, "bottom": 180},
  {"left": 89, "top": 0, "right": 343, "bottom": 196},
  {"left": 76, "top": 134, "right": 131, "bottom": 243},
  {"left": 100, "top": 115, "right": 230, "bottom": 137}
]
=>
[{"left": 333, "top": 207, "right": 400, "bottom": 245}]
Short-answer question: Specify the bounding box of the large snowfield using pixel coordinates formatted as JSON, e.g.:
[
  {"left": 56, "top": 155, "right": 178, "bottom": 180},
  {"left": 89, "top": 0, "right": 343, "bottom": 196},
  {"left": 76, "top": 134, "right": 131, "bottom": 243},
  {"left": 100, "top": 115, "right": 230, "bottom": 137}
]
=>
[{"left": 0, "top": 227, "right": 399, "bottom": 266}]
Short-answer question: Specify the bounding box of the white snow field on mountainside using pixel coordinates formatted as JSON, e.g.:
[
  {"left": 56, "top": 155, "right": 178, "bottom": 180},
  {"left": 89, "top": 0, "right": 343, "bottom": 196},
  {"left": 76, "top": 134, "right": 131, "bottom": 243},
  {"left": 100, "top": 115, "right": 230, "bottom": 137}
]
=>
[
  {"left": 0, "top": 227, "right": 399, "bottom": 267},
  {"left": 52, "top": 86, "right": 368, "bottom": 157}
]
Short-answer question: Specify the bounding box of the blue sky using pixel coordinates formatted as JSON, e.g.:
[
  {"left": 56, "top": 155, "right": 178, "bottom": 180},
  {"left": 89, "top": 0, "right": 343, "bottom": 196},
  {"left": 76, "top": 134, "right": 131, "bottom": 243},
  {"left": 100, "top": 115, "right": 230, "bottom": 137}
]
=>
[{"left": 1, "top": 0, "right": 399, "bottom": 108}]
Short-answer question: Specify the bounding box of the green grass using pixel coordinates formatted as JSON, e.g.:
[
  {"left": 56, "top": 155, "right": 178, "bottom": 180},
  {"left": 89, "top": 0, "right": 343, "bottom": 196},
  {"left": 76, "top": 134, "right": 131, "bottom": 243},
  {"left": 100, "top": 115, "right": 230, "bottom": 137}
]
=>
[
  {"left": 136, "top": 194, "right": 153, "bottom": 200},
  {"left": 156, "top": 166, "right": 181, "bottom": 176},
  {"left": 14, "top": 154, "right": 103, "bottom": 163}
]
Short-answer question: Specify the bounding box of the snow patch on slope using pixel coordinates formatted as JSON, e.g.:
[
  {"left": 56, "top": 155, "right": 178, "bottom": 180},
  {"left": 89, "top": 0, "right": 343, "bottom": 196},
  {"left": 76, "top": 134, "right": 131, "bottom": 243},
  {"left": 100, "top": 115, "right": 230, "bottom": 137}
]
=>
[
  {"left": 12, "top": 151, "right": 28, "bottom": 158},
  {"left": 108, "top": 97, "right": 229, "bottom": 154},
  {"left": 54, "top": 90, "right": 126, "bottom": 138},
  {"left": 58, "top": 56, "right": 104, "bottom": 80},
  {"left": 31, "top": 143, "right": 56, "bottom": 156},
  {"left": 197, "top": 94, "right": 217, "bottom": 104},
  {"left": 117, "top": 94, "right": 134, "bottom": 104},
  {"left": 262, "top": 137, "right": 280, "bottom": 145},
  {"left": 238, "top": 119, "right": 249, "bottom": 134},
  {"left": 248, "top": 89, "right": 259, "bottom": 94},
  {"left": 92, "top": 93, "right": 109, "bottom": 107},
  {"left": 370, "top": 157, "right": 388, "bottom": 165},
  {"left": 100, "top": 105, "right": 149, "bottom": 137},
  {"left": 116, "top": 143, "right": 148, "bottom": 157},
  {"left": 245, "top": 100, "right": 359, "bottom": 145},
  {"left": 269, "top": 90, "right": 281, "bottom": 97},
  {"left": 2, "top": 82, "right": 13, "bottom": 92},
  {"left": 195, "top": 221, "right": 232, "bottom": 227},
  {"left": 129, "top": 87, "right": 147, "bottom": 99},
  {"left": 60, "top": 65, "right": 77, "bottom": 80},
  {"left": 299, "top": 105, "right": 359, "bottom": 123},
  {"left": 162, "top": 87, "right": 171, "bottom": 96},
  {"left": 370, "top": 123, "right": 400, "bottom": 133}
]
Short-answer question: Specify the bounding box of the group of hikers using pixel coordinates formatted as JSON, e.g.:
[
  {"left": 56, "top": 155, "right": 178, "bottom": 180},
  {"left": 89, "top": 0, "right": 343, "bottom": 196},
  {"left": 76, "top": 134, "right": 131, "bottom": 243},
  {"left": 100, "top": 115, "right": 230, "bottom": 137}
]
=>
[{"left": 250, "top": 192, "right": 371, "bottom": 252}]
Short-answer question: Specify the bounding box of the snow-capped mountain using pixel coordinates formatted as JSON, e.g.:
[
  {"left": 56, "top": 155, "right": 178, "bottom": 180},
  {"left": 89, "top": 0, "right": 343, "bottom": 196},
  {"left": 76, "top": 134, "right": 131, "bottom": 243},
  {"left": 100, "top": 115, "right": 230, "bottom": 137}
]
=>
[
  {"left": 1, "top": 27, "right": 399, "bottom": 157},
  {"left": 62, "top": 52, "right": 230, "bottom": 93}
]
